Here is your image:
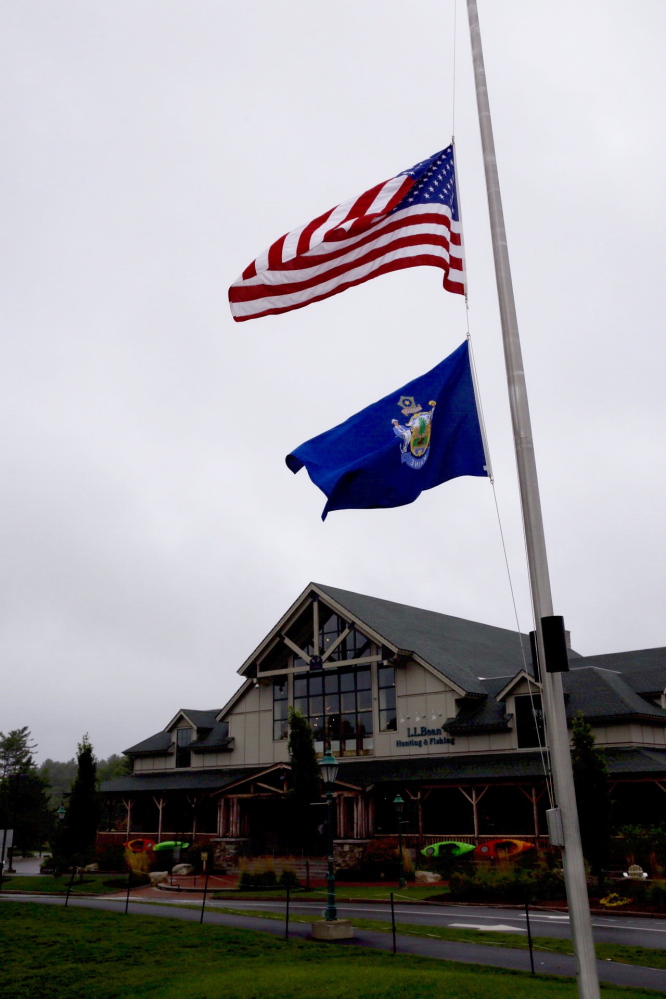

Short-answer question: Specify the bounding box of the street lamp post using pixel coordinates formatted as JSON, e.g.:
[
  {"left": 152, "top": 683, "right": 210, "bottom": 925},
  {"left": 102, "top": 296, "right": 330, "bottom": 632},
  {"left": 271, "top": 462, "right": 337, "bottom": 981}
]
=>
[
  {"left": 320, "top": 751, "right": 339, "bottom": 922},
  {"left": 393, "top": 794, "right": 405, "bottom": 888}
]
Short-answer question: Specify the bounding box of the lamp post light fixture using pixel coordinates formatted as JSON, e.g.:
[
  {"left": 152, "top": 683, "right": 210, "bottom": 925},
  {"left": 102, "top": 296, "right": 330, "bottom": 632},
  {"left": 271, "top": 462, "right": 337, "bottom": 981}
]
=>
[
  {"left": 393, "top": 793, "right": 406, "bottom": 888},
  {"left": 57, "top": 805, "right": 66, "bottom": 822},
  {"left": 320, "top": 751, "right": 339, "bottom": 922}
]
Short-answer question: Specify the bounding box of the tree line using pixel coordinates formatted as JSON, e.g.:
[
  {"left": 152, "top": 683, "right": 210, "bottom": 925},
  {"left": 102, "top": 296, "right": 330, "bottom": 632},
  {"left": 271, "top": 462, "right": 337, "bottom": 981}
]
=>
[{"left": 0, "top": 727, "right": 129, "bottom": 862}]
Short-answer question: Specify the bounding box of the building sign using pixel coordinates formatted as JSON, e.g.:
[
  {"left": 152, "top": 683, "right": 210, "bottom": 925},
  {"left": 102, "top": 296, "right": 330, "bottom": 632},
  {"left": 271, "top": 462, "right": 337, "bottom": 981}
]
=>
[{"left": 396, "top": 726, "right": 455, "bottom": 749}]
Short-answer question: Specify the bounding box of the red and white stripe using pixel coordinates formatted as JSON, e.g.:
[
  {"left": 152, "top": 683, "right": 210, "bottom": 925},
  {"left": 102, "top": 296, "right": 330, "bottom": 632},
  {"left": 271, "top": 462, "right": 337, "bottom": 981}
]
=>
[{"left": 229, "top": 175, "right": 465, "bottom": 322}]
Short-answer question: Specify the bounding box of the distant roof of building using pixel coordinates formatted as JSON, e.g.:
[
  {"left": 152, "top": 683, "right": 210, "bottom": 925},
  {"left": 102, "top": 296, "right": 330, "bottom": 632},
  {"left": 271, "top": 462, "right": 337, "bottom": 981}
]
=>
[
  {"left": 564, "top": 666, "right": 666, "bottom": 724},
  {"left": 316, "top": 583, "right": 580, "bottom": 694}
]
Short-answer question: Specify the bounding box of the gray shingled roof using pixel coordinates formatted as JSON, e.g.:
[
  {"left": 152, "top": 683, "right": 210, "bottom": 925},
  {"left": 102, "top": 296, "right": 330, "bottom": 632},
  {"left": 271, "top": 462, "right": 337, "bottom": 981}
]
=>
[
  {"left": 191, "top": 722, "right": 233, "bottom": 751},
  {"left": 316, "top": 583, "right": 580, "bottom": 694},
  {"left": 100, "top": 747, "right": 666, "bottom": 796},
  {"left": 100, "top": 767, "right": 264, "bottom": 794},
  {"left": 180, "top": 709, "right": 220, "bottom": 728},
  {"left": 443, "top": 697, "right": 512, "bottom": 735},
  {"left": 336, "top": 746, "right": 666, "bottom": 787},
  {"left": 577, "top": 649, "right": 666, "bottom": 697},
  {"left": 563, "top": 667, "right": 666, "bottom": 724},
  {"left": 124, "top": 731, "right": 173, "bottom": 757}
]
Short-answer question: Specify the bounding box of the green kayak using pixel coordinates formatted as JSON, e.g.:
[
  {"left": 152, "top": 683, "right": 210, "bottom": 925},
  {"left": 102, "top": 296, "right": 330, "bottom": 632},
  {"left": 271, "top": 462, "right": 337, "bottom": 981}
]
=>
[
  {"left": 153, "top": 840, "right": 190, "bottom": 852},
  {"left": 421, "top": 840, "right": 476, "bottom": 858}
]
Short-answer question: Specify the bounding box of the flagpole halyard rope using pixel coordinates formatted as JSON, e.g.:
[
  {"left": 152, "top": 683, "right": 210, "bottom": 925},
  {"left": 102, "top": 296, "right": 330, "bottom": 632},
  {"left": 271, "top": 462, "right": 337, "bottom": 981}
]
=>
[
  {"left": 454, "top": 144, "right": 555, "bottom": 806},
  {"left": 452, "top": 0, "right": 458, "bottom": 138},
  {"left": 465, "top": 310, "right": 555, "bottom": 809}
]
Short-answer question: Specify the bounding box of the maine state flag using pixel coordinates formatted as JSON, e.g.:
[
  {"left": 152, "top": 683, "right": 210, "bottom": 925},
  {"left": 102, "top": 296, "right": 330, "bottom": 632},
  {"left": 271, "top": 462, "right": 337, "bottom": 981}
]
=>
[{"left": 286, "top": 341, "right": 488, "bottom": 519}]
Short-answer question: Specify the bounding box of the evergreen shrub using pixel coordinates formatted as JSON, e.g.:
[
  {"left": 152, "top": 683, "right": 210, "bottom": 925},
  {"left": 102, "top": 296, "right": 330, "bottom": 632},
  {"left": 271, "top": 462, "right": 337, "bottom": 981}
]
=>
[
  {"left": 96, "top": 844, "right": 126, "bottom": 872},
  {"left": 448, "top": 864, "right": 566, "bottom": 902}
]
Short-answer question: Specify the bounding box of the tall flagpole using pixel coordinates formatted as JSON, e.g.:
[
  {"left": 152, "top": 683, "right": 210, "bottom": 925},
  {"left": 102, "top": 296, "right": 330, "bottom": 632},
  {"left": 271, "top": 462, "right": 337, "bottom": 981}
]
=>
[{"left": 465, "top": 3, "right": 600, "bottom": 998}]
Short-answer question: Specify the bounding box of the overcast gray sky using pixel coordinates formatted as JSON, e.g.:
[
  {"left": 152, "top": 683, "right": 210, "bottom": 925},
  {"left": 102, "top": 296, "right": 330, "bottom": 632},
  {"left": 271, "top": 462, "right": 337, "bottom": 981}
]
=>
[{"left": 2, "top": 1, "right": 665, "bottom": 763}]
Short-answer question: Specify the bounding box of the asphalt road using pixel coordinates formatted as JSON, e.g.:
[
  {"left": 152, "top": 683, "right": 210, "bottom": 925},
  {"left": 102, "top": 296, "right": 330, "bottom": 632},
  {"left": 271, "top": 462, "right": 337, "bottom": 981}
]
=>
[
  {"left": 203, "top": 896, "right": 666, "bottom": 949},
  {"left": 2, "top": 893, "right": 665, "bottom": 993}
]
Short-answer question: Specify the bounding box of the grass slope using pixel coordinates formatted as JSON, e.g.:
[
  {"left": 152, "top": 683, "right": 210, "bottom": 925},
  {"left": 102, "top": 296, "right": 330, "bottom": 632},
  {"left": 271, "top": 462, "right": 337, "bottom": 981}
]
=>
[
  {"left": 1, "top": 875, "right": 127, "bottom": 895},
  {"left": 0, "top": 901, "right": 659, "bottom": 999}
]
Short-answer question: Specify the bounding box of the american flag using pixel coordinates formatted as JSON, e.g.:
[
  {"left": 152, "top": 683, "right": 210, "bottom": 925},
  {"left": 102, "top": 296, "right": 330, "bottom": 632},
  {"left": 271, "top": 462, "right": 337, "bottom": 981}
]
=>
[{"left": 228, "top": 145, "right": 465, "bottom": 322}]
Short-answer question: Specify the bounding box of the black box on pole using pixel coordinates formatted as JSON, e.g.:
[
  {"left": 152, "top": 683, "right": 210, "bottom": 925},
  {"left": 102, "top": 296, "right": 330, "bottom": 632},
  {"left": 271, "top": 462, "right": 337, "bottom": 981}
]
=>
[{"left": 541, "top": 616, "right": 569, "bottom": 673}]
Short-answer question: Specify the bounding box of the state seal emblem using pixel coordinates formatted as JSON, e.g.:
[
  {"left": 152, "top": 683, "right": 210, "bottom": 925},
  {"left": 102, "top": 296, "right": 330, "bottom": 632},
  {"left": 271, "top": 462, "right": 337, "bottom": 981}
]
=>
[{"left": 392, "top": 398, "right": 437, "bottom": 469}]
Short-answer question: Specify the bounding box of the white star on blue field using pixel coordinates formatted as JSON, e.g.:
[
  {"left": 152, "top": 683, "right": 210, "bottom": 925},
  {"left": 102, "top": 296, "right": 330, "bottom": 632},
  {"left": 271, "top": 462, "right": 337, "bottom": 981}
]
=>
[{"left": 396, "top": 147, "right": 459, "bottom": 219}]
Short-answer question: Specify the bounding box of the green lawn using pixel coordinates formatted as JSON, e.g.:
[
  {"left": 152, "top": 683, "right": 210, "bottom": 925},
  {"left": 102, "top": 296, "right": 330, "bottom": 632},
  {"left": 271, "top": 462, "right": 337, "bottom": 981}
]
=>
[
  {"left": 0, "top": 901, "right": 659, "bottom": 999},
  {"left": 0, "top": 874, "right": 128, "bottom": 895}
]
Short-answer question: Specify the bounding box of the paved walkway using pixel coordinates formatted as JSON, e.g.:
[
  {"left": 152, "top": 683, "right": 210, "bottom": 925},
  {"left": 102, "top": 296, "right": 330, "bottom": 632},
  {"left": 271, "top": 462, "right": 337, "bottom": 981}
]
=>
[{"left": 2, "top": 893, "right": 665, "bottom": 992}]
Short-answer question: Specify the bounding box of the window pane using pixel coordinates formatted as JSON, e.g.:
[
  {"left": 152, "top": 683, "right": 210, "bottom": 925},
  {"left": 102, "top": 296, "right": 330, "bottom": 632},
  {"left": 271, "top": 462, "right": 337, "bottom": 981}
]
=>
[
  {"left": 357, "top": 689, "right": 372, "bottom": 711},
  {"left": 379, "top": 687, "right": 396, "bottom": 711},
  {"left": 353, "top": 634, "right": 372, "bottom": 658},
  {"left": 356, "top": 669, "right": 372, "bottom": 690},
  {"left": 309, "top": 676, "right": 323, "bottom": 696},
  {"left": 362, "top": 737, "right": 374, "bottom": 752},
  {"left": 273, "top": 677, "right": 288, "bottom": 698},
  {"left": 176, "top": 728, "right": 193, "bottom": 746},
  {"left": 359, "top": 711, "right": 373, "bottom": 735},
  {"left": 358, "top": 711, "right": 373, "bottom": 737},
  {"left": 340, "top": 671, "right": 355, "bottom": 692},
  {"left": 324, "top": 673, "right": 339, "bottom": 693},
  {"left": 341, "top": 714, "right": 356, "bottom": 738},
  {"left": 329, "top": 739, "right": 341, "bottom": 754},
  {"left": 274, "top": 720, "right": 288, "bottom": 741},
  {"left": 325, "top": 693, "right": 340, "bottom": 715},
  {"left": 294, "top": 677, "right": 307, "bottom": 698},
  {"left": 380, "top": 709, "right": 397, "bottom": 732},
  {"left": 275, "top": 700, "right": 288, "bottom": 721},
  {"left": 294, "top": 697, "right": 308, "bottom": 716},
  {"left": 309, "top": 695, "right": 323, "bottom": 715},
  {"left": 311, "top": 716, "right": 324, "bottom": 741},
  {"left": 341, "top": 691, "right": 356, "bottom": 713},
  {"left": 327, "top": 714, "right": 341, "bottom": 740},
  {"left": 378, "top": 666, "right": 395, "bottom": 688}
]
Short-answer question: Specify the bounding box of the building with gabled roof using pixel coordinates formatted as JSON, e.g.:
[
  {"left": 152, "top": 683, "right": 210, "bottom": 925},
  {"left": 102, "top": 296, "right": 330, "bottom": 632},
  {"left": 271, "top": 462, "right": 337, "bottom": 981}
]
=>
[{"left": 99, "top": 583, "right": 666, "bottom": 858}]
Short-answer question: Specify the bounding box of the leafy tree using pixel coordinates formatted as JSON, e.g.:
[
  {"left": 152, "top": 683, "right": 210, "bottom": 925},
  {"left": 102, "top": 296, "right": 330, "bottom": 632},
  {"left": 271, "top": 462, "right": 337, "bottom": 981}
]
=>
[
  {"left": 287, "top": 708, "right": 321, "bottom": 852},
  {"left": 38, "top": 758, "right": 77, "bottom": 807},
  {"left": 40, "top": 753, "right": 131, "bottom": 807},
  {"left": 0, "top": 728, "right": 53, "bottom": 856},
  {"left": 0, "top": 773, "right": 53, "bottom": 854},
  {"left": 0, "top": 727, "right": 37, "bottom": 779},
  {"left": 58, "top": 735, "right": 101, "bottom": 866},
  {"left": 571, "top": 712, "right": 612, "bottom": 888},
  {"left": 97, "top": 754, "right": 132, "bottom": 784}
]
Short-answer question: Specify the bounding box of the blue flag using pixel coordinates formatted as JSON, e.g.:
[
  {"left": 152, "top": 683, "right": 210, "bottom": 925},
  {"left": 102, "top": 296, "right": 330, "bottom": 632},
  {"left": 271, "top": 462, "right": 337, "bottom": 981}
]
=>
[{"left": 286, "top": 341, "right": 488, "bottom": 519}]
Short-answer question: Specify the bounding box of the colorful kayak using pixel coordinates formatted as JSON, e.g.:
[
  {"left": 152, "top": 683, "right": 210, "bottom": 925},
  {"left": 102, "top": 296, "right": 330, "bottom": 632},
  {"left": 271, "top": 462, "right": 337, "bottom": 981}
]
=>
[
  {"left": 152, "top": 840, "right": 190, "bottom": 852},
  {"left": 125, "top": 838, "right": 155, "bottom": 853},
  {"left": 474, "top": 838, "right": 534, "bottom": 858},
  {"left": 421, "top": 841, "right": 476, "bottom": 858}
]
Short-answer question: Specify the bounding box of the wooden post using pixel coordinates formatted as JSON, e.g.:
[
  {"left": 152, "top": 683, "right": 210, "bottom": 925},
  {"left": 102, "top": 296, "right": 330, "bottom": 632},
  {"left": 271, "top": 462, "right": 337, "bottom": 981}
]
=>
[
  {"left": 152, "top": 797, "right": 165, "bottom": 842},
  {"left": 122, "top": 798, "right": 132, "bottom": 838},
  {"left": 532, "top": 787, "right": 540, "bottom": 838},
  {"left": 459, "top": 786, "right": 488, "bottom": 844}
]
